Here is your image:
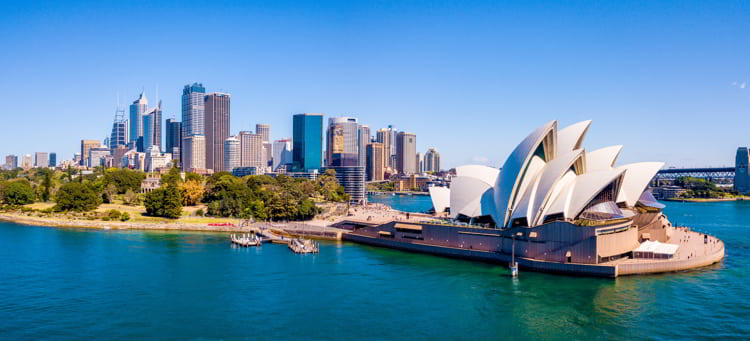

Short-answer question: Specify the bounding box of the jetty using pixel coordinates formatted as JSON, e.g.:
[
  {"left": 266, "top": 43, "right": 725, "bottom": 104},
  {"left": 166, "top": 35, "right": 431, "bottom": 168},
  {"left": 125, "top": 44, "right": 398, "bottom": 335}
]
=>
[
  {"left": 288, "top": 238, "right": 320, "bottom": 254},
  {"left": 230, "top": 233, "right": 262, "bottom": 247}
]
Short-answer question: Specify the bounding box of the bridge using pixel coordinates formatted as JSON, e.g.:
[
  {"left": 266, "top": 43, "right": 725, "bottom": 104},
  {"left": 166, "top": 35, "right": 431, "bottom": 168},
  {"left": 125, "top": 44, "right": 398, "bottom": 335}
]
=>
[{"left": 654, "top": 167, "right": 735, "bottom": 181}]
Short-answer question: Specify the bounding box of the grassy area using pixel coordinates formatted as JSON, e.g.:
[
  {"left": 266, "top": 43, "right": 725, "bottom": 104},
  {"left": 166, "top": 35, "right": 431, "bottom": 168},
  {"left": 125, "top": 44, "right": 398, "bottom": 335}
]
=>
[{"left": 17, "top": 202, "right": 241, "bottom": 225}]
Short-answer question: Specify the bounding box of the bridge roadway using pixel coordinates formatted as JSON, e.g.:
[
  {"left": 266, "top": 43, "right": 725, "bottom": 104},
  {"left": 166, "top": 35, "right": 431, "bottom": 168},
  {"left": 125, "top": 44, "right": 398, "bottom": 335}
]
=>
[{"left": 654, "top": 167, "right": 735, "bottom": 180}]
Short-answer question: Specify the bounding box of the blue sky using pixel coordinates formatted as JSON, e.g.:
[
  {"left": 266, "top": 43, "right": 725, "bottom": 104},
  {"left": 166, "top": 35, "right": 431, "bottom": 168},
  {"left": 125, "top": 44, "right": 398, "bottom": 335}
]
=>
[{"left": 0, "top": 0, "right": 748, "bottom": 169}]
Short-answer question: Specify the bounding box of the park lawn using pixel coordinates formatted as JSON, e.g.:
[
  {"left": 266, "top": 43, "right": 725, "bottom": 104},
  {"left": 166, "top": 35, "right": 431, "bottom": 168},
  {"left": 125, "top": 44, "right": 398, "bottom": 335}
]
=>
[{"left": 24, "top": 202, "right": 56, "bottom": 210}]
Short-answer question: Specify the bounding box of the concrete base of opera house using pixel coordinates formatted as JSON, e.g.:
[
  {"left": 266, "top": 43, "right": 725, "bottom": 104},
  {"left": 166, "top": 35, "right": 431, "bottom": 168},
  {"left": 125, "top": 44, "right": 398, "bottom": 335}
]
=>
[{"left": 342, "top": 223, "right": 725, "bottom": 278}]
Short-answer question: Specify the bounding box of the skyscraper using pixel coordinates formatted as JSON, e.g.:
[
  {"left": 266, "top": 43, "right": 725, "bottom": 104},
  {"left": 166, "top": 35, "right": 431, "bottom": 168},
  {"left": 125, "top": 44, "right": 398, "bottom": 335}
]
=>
[
  {"left": 204, "top": 93, "right": 230, "bottom": 172},
  {"left": 21, "top": 155, "right": 33, "bottom": 169},
  {"left": 165, "top": 119, "right": 182, "bottom": 156},
  {"left": 182, "top": 83, "right": 206, "bottom": 137},
  {"left": 110, "top": 108, "right": 128, "bottom": 150},
  {"left": 181, "top": 83, "right": 205, "bottom": 169},
  {"left": 239, "top": 131, "right": 266, "bottom": 170},
  {"left": 416, "top": 152, "right": 423, "bottom": 174},
  {"left": 49, "top": 153, "right": 56, "bottom": 168},
  {"left": 129, "top": 91, "right": 148, "bottom": 143},
  {"left": 224, "top": 136, "right": 240, "bottom": 173},
  {"left": 357, "top": 125, "right": 370, "bottom": 168},
  {"left": 34, "top": 152, "right": 48, "bottom": 168},
  {"left": 256, "top": 124, "right": 270, "bottom": 143},
  {"left": 366, "top": 142, "right": 384, "bottom": 181},
  {"left": 80, "top": 140, "right": 101, "bottom": 167},
  {"left": 292, "top": 113, "right": 323, "bottom": 172},
  {"left": 272, "top": 138, "right": 292, "bottom": 171},
  {"left": 326, "top": 117, "right": 359, "bottom": 167},
  {"left": 182, "top": 135, "right": 206, "bottom": 171},
  {"left": 424, "top": 148, "right": 441, "bottom": 173},
  {"left": 376, "top": 128, "right": 392, "bottom": 170},
  {"left": 396, "top": 132, "right": 417, "bottom": 175},
  {"left": 5, "top": 155, "right": 18, "bottom": 170}
]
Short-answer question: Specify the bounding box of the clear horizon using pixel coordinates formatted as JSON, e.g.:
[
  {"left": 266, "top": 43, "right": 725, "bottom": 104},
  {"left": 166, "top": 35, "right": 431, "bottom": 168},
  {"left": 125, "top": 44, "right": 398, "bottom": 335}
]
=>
[{"left": 1, "top": 0, "right": 748, "bottom": 169}]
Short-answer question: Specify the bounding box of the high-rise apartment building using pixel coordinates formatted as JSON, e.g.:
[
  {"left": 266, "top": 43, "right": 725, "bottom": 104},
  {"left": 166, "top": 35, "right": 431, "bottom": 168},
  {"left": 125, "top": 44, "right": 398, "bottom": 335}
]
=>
[
  {"left": 292, "top": 113, "right": 324, "bottom": 172},
  {"left": 49, "top": 153, "right": 56, "bottom": 168},
  {"left": 129, "top": 91, "right": 148, "bottom": 143},
  {"left": 34, "top": 152, "right": 48, "bottom": 168},
  {"left": 416, "top": 152, "right": 423, "bottom": 174},
  {"left": 224, "top": 136, "right": 240, "bottom": 174},
  {"left": 239, "top": 131, "right": 266, "bottom": 170},
  {"left": 376, "top": 128, "right": 392, "bottom": 170},
  {"left": 424, "top": 148, "right": 441, "bottom": 173},
  {"left": 366, "top": 142, "right": 384, "bottom": 181},
  {"left": 88, "top": 148, "right": 110, "bottom": 168},
  {"left": 165, "top": 119, "right": 181, "bottom": 156},
  {"left": 396, "top": 132, "right": 417, "bottom": 175},
  {"left": 182, "top": 135, "right": 206, "bottom": 171},
  {"left": 272, "top": 138, "right": 292, "bottom": 171},
  {"left": 326, "top": 117, "right": 359, "bottom": 167},
  {"left": 357, "top": 125, "right": 370, "bottom": 168},
  {"left": 80, "top": 140, "right": 101, "bottom": 167},
  {"left": 204, "top": 93, "right": 230, "bottom": 172}
]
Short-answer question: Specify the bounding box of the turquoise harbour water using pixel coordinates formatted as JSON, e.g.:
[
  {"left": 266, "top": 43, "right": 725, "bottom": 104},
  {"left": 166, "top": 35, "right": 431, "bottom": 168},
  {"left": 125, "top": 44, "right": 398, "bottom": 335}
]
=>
[{"left": 0, "top": 198, "right": 748, "bottom": 340}]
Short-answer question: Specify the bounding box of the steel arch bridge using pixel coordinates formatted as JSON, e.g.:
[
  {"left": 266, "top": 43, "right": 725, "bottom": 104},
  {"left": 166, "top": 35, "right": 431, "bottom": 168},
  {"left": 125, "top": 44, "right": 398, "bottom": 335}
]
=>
[{"left": 654, "top": 167, "right": 735, "bottom": 180}]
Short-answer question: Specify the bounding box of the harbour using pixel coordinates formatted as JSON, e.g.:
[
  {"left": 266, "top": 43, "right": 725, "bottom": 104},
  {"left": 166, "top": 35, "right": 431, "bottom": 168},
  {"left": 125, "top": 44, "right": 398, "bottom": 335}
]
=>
[{"left": 0, "top": 199, "right": 746, "bottom": 339}]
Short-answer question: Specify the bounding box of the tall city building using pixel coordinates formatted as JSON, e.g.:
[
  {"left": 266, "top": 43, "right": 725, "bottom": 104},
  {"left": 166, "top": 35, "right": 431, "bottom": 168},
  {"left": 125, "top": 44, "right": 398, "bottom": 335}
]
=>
[
  {"left": 366, "top": 142, "right": 385, "bottom": 181},
  {"left": 110, "top": 108, "right": 128, "bottom": 150},
  {"left": 376, "top": 128, "right": 392, "bottom": 170},
  {"left": 256, "top": 124, "right": 270, "bottom": 143},
  {"left": 239, "top": 131, "right": 266, "bottom": 170},
  {"left": 181, "top": 83, "right": 206, "bottom": 169},
  {"left": 182, "top": 135, "right": 206, "bottom": 171},
  {"left": 182, "top": 83, "right": 206, "bottom": 136},
  {"left": 21, "top": 155, "right": 33, "bottom": 169},
  {"left": 416, "top": 152, "right": 423, "bottom": 174},
  {"left": 224, "top": 136, "right": 240, "bottom": 173},
  {"left": 129, "top": 91, "right": 148, "bottom": 143},
  {"left": 396, "top": 132, "right": 417, "bottom": 175},
  {"left": 272, "top": 138, "right": 293, "bottom": 171},
  {"left": 165, "top": 119, "right": 182, "bottom": 157},
  {"left": 143, "top": 101, "right": 162, "bottom": 152},
  {"left": 324, "top": 165, "right": 366, "bottom": 205},
  {"left": 88, "top": 148, "right": 110, "bottom": 168},
  {"left": 357, "top": 125, "right": 370, "bottom": 168},
  {"left": 49, "top": 153, "right": 56, "bottom": 168},
  {"left": 80, "top": 140, "right": 101, "bottom": 167},
  {"left": 34, "top": 152, "right": 48, "bottom": 168},
  {"left": 204, "top": 93, "right": 231, "bottom": 172},
  {"left": 326, "top": 117, "right": 359, "bottom": 167},
  {"left": 424, "top": 148, "right": 441, "bottom": 173},
  {"left": 5, "top": 155, "right": 18, "bottom": 170},
  {"left": 292, "top": 113, "right": 324, "bottom": 172}
]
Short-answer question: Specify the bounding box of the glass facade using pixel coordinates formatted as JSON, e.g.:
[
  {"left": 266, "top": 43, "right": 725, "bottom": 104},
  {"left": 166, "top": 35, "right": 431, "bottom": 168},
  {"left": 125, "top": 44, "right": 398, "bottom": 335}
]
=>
[{"left": 293, "top": 113, "right": 323, "bottom": 172}]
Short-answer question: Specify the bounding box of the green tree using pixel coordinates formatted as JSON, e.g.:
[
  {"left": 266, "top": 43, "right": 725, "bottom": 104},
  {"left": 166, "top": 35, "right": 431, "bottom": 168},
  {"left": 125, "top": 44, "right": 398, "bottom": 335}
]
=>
[
  {"left": 123, "top": 189, "right": 141, "bottom": 205},
  {"left": 54, "top": 182, "right": 101, "bottom": 212},
  {"left": 144, "top": 185, "right": 183, "bottom": 219},
  {"left": 160, "top": 166, "right": 182, "bottom": 187},
  {"left": 41, "top": 169, "right": 52, "bottom": 202},
  {"left": 1, "top": 180, "right": 35, "bottom": 205},
  {"left": 103, "top": 168, "right": 145, "bottom": 194}
]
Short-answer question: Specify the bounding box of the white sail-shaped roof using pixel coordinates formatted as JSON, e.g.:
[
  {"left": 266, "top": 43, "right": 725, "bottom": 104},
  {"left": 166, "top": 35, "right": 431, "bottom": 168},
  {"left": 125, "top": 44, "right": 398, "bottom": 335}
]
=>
[
  {"left": 557, "top": 121, "right": 591, "bottom": 153},
  {"left": 586, "top": 145, "right": 623, "bottom": 172},
  {"left": 566, "top": 169, "right": 626, "bottom": 220},
  {"left": 450, "top": 176, "right": 493, "bottom": 218},
  {"left": 493, "top": 121, "right": 557, "bottom": 227},
  {"left": 428, "top": 186, "right": 450, "bottom": 214},
  {"left": 455, "top": 165, "right": 500, "bottom": 187},
  {"left": 529, "top": 150, "right": 585, "bottom": 226},
  {"left": 615, "top": 162, "right": 665, "bottom": 207}
]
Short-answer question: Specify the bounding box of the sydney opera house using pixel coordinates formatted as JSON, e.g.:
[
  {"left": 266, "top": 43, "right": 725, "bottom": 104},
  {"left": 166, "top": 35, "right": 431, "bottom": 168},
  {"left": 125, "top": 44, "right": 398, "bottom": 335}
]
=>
[{"left": 345, "top": 120, "right": 725, "bottom": 277}]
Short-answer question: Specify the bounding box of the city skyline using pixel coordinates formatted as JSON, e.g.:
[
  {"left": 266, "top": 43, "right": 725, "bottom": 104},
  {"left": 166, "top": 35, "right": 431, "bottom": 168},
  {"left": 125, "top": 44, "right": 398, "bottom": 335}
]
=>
[{"left": 0, "top": 1, "right": 748, "bottom": 169}]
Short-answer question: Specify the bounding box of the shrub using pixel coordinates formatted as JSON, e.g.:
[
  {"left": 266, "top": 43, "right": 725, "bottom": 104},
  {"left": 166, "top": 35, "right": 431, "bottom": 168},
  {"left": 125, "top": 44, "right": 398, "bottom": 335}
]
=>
[
  {"left": 107, "top": 209, "right": 121, "bottom": 220},
  {"left": 195, "top": 208, "right": 204, "bottom": 216},
  {"left": 120, "top": 212, "right": 130, "bottom": 221},
  {"left": 123, "top": 189, "right": 141, "bottom": 205},
  {"left": 2, "top": 180, "right": 35, "bottom": 206}
]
